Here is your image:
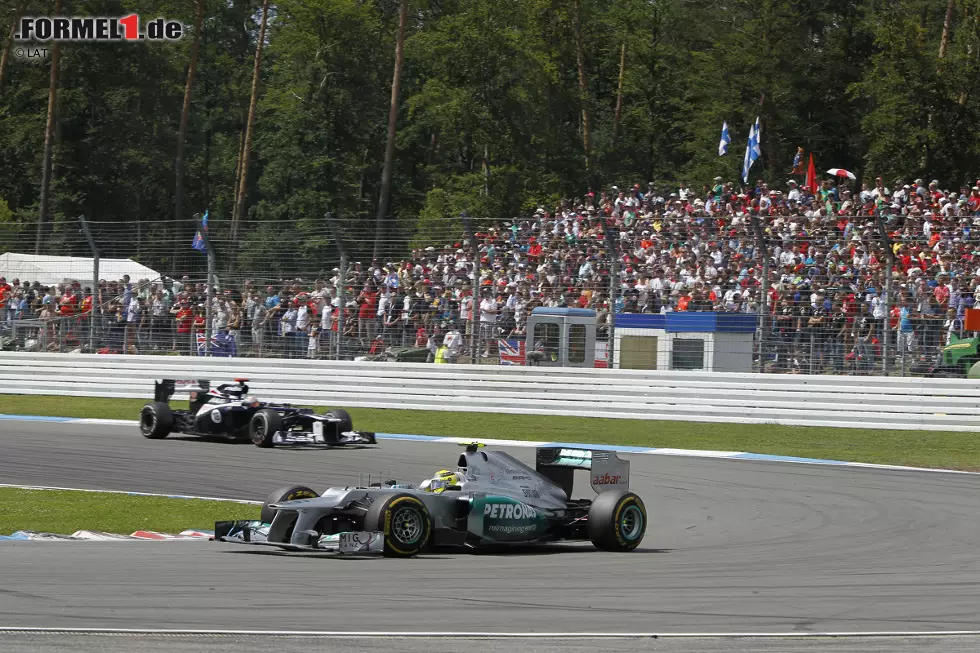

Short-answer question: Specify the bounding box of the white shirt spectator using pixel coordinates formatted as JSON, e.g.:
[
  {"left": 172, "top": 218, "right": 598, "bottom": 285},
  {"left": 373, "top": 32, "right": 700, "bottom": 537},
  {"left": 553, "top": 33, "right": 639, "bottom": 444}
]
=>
[
  {"left": 281, "top": 308, "right": 297, "bottom": 334},
  {"left": 127, "top": 297, "right": 140, "bottom": 323},
  {"left": 871, "top": 294, "right": 887, "bottom": 319},
  {"left": 480, "top": 297, "right": 497, "bottom": 323},
  {"left": 212, "top": 303, "right": 228, "bottom": 330},
  {"left": 376, "top": 292, "right": 390, "bottom": 319},
  {"left": 650, "top": 276, "right": 664, "bottom": 295},
  {"left": 443, "top": 329, "right": 462, "bottom": 357},
  {"left": 296, "top": 305, "right": 310, "bottom": 332},
  {"left": 321, "top": 296, "right": 337, "bottom": 330}
]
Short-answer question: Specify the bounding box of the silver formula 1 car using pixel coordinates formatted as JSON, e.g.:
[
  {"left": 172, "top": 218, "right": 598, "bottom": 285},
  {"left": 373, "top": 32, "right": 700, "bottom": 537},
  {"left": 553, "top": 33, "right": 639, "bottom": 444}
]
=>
[
  {"left": 214, "top": 443, "right": 647, "bottom": 557},
  {"left": 139, "top": 378, "right": 376, "bottom": 448}
]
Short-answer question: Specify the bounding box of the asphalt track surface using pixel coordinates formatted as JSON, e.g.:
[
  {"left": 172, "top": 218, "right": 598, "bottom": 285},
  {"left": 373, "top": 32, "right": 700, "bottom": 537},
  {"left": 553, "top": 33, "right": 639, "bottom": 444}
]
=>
[
  {"left": 1, "top": 633, "right": 980, "bottom": 653},
  {"left": 2, "top": 419, "right": 980, "bottom": 645}
]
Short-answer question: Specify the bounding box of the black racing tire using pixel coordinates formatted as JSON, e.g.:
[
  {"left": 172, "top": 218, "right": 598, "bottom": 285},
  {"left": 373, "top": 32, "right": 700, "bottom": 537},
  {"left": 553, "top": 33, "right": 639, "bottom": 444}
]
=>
[
  {"left": 326, "top": 408, "right": 353, "bottom": 434},
  {"left": 364, "top": 493, "right": 432, "bottom": 558},
  {"left": 588, "top": 490, "right": 647, "bottom": 552},
  {"left": 260, "top": 485, "right": 320, "bottom": 524},
  {"left": 139, "top": 402, "right": 173, "bottom": 439},
  {"left": 250, "top": 409, "right": 284, "bottom": 448}
]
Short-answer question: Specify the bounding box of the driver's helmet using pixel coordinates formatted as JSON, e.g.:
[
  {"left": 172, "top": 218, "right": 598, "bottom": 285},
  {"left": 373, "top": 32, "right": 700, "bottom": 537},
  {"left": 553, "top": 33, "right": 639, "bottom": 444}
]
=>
[
  {"left": 244, "top": 395, "right": 261, "bottom": 408},
  {"left": 419, "top": 469, "right": 461, "bottom": 493}
]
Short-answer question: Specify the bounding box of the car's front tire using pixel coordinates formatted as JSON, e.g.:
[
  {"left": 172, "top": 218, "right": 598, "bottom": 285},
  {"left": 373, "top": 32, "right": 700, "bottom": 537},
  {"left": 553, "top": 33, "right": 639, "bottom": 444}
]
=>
[
  {"left": 364, "top": 493, "right": 432, "bottom": 557},
  {"left": 260, "top": 485, "right": 320, "bottom": 524},
  {"left": 140, "top": 402, "right": 173, "bottom": 439},
  {"left": 325, "top": 408, "right": 353, "bottom": 434},
  {"left": 587, "top": 490, "right": 646, "bottom": 552},
  {"left": 250, "top": 409, "right": 283, "bottom": 448}
]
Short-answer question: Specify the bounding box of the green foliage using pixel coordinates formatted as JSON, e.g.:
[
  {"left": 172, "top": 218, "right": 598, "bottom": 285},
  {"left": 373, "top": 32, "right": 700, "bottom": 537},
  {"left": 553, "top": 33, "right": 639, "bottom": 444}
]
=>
[
  {"left": 0, "top": 196, "right": 19, "bottom": 254},
  {"left": 0, "top": 0, "right": 979, "bottom": 271}
]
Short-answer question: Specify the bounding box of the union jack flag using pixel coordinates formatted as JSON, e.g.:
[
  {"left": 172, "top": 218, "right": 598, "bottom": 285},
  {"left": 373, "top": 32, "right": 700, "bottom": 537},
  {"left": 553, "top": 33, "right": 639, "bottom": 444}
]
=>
[{"left": 498, "top": 339, "right": 525, "bottom": 365}]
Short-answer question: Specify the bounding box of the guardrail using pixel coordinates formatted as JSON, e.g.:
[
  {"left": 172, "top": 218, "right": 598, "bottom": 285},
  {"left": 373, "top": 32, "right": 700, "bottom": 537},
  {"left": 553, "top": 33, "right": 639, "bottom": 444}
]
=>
[{"left": 1, "top": 352, "right": 978, "bottom": 432}]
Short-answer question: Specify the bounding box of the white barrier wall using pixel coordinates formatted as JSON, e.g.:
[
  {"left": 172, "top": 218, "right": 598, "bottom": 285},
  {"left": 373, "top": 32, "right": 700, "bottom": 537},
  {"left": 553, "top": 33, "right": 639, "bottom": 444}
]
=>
[{"left": 0, "top": 352, "right": 978, "bottom": 432}]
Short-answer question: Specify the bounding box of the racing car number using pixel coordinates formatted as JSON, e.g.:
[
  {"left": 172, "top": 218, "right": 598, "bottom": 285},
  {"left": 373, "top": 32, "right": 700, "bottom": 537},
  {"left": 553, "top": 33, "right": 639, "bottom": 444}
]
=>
[{"left": 312, "top": 421, "right": 324, "bottom": 442}]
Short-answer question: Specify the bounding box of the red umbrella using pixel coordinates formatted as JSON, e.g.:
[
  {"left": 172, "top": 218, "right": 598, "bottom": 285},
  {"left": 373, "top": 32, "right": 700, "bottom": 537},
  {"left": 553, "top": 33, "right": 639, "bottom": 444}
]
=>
[{"left": 826, "top": 168, "right": 857, "bottom": 181}]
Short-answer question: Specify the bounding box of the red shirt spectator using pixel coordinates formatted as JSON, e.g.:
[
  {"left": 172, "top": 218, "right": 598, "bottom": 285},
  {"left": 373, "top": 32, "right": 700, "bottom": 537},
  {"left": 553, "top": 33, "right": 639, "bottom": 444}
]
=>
[
  {"left": 357, "top": 289, "right": 377, "bottom": 319},
  {"left": 176, "top": 307, "right": 193, "bottom": 333},
  {"left": 0, "top": 278, "right": 10, "bottom": 312}
]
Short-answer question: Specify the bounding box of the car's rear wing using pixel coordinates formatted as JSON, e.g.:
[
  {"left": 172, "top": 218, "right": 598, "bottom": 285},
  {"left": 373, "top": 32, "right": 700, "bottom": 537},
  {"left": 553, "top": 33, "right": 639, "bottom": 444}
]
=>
[
  {"left": 535, "top": 447, "right": 630, "bottom": 497},
  {"left": 154, "top": 379, "right": 211, "bottom": 403}
]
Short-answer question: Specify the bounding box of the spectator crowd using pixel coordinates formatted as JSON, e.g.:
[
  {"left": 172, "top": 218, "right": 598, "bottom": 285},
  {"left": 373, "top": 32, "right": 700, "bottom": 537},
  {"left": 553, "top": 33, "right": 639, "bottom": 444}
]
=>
[{"left": 4, "top": 174, "right": 980, "bottom": 372}]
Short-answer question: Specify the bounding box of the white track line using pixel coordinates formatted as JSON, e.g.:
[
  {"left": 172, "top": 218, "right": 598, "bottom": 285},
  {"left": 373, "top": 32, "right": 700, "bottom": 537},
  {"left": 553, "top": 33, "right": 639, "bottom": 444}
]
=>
[
  {"left": 1, "top": 628, "right": 979, "bottom": 638},
  {"left": 7, "top": 414, "right": 980, "bottom": 476},
  {"left": 0, "top": 483, "right": 261, "bottom": 505}
]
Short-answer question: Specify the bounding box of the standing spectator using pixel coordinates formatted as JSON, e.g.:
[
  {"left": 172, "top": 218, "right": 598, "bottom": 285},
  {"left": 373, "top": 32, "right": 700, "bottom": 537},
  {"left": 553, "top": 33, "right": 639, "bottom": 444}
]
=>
[
  {"left": 295, "top": 298, "right": 310, "bottom": 357},
  {"left": 443, "top": 322, "right": 462, "bottom": 363},
  {"left": 281, "top": 300, "right": 298, "bottom": 358},
  {"left": 150, "top": 290, "right": 168, "bottom": 350},
  {"left": 479, "top": 289, "right": 498, "bottom": 358},
  {"left": 227, "top": 302, "right": 242, "bottom": 353},
  {"left": 897, "top": 298, "right": 916, "bottom": 364},
  {"left": 126, "top": 292, "right": 141, "bottom": 353},
  {"left": 172, "top": 300, "right": 193, "bottom": 354},
  {"left": 357, "top": 283, "right": 378, "bottom": 347},
  {"left": 249, "top": 293, "right": 268, "bottom": 357}
]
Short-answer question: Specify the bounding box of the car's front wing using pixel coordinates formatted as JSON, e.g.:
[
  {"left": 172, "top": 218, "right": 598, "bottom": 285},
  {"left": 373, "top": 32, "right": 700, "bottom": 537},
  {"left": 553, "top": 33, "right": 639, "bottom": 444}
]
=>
[
  {"left": 271, "top": 426, "right": 377, "bottom": 447},
  {"left": 214, "top": 520, "right": 385, "bottom": 554}
]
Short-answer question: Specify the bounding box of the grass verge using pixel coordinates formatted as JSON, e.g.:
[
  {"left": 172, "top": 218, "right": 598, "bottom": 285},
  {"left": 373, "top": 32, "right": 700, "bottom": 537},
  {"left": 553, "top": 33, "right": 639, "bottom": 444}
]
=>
[
  {"left": 0, "top": 487, "right": 257, "bottom": 536},
  {"left": 1, "top": 394, "right": 978, "bottom": 471}
]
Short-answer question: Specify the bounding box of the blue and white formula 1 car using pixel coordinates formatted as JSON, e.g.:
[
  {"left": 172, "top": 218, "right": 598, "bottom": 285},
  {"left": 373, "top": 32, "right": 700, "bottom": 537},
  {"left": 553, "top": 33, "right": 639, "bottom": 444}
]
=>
[
  {"left": 214, "top": 443, "right": 647, "bottom": 557},
  {"left": 139, "top": 378, "right": 376, "bottom": 448}
]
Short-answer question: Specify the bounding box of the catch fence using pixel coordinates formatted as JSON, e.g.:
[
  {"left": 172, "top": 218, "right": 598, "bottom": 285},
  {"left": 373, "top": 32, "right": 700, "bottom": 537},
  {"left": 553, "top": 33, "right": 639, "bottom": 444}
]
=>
[{"left": 2, "top": 211, "right": 978, "bottom": 377}]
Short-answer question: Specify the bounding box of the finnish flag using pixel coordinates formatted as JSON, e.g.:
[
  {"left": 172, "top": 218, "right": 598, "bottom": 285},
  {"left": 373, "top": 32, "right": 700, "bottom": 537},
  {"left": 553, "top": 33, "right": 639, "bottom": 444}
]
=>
[
  {"left": 718, "top": 122, "right": 730, "bottom": 156},
  {"left": 742, "top": 117, "right": 761, "bottom": 183}
]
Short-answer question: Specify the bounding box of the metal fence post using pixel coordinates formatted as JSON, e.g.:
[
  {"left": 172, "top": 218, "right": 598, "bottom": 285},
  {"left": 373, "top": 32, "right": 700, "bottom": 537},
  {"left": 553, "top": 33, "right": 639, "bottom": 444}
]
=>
[
  {"left": 603, "top": 219, "right": 619, "bottom": 368},
  {"left": 461, "top": 212, "right": 480, "bottom": 363},
  {"left": 751, "top": 213, "right": 770, "bottom": 372},
  {"left": 875, "top": 210, "right": 893, "bottom": 375},
  {"left": 324, "top": 212, "right": 348, "bottom": 361},
  {"left": 78, "top": 214, "right": 100, "bottom": 352},
  {"left": 337, "top": 253, "right": 347, "bottom": 360}
]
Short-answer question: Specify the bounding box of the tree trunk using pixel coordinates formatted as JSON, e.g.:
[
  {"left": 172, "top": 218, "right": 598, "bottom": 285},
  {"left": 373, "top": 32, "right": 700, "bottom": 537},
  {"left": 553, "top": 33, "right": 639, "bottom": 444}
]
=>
[
  {"left": 0, "top": 5, "right": 24, "bottom": 96},
  {"left": 613, "top": 42, "right": 626, "bottom": 139},
  {"left": 231, "top": 109, "right": 247, "bottom": 209},
  {"left": 174, "top": 0, "right": 205, "bottom": 245},
  {"left": 939, "top": 0, "right": 955, "bottom": 59},
  {"left": 231, "top": 0, "right": 270, "bottom": 242},
  {"left": 573, "top": 0, "right": 592, "bottom": 175},
  {"left": 35, "top": 0, "right": 62, "bottom": 255},
  {"left": 923, "top": 0, "right": 956, "bottom": 170},
  {"left": 374, "top": 0, "right": 409, "bottom": 261},
  {"left": 960, "top": 4, "right": 977, "bottom": 105}
]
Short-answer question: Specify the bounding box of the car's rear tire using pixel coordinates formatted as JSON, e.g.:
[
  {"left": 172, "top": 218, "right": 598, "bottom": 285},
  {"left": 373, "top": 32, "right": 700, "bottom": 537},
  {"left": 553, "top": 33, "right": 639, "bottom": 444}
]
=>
[
  {"left": 326, "top": 408, "right": 353, "bottom": 434},
  {"left": 260, "top": 485, "right": 320, "bottom": 524},
  {"left": 250, "top": 409, "right": 283, "bottom": 448},
  {"left": 364, "top": 493, "right": 431, "bottom": 557},
  {"left": 588, "top": 490, "right": 646, "bottom": 552},
  {"left": 140, "top": 402, "right": 173, "bottom": 439}
]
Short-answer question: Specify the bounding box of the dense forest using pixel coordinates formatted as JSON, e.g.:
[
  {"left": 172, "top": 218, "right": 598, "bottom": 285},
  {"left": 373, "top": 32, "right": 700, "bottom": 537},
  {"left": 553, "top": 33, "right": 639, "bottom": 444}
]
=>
[{"left": 1, "top": 0, "right": 979, "bottom": 274}]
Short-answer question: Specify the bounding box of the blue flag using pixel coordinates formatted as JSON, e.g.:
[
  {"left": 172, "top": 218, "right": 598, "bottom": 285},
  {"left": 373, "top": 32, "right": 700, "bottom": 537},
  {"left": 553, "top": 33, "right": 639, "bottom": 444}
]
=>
[
  {"left": 192, "top": 210, "right": 208, "bottom": 253},
  {"left": 718, "top": 122, "right": 730, "bottom": 156},
  {"left": 742, "top": 117, "right": 761, "bottom": 183}
]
